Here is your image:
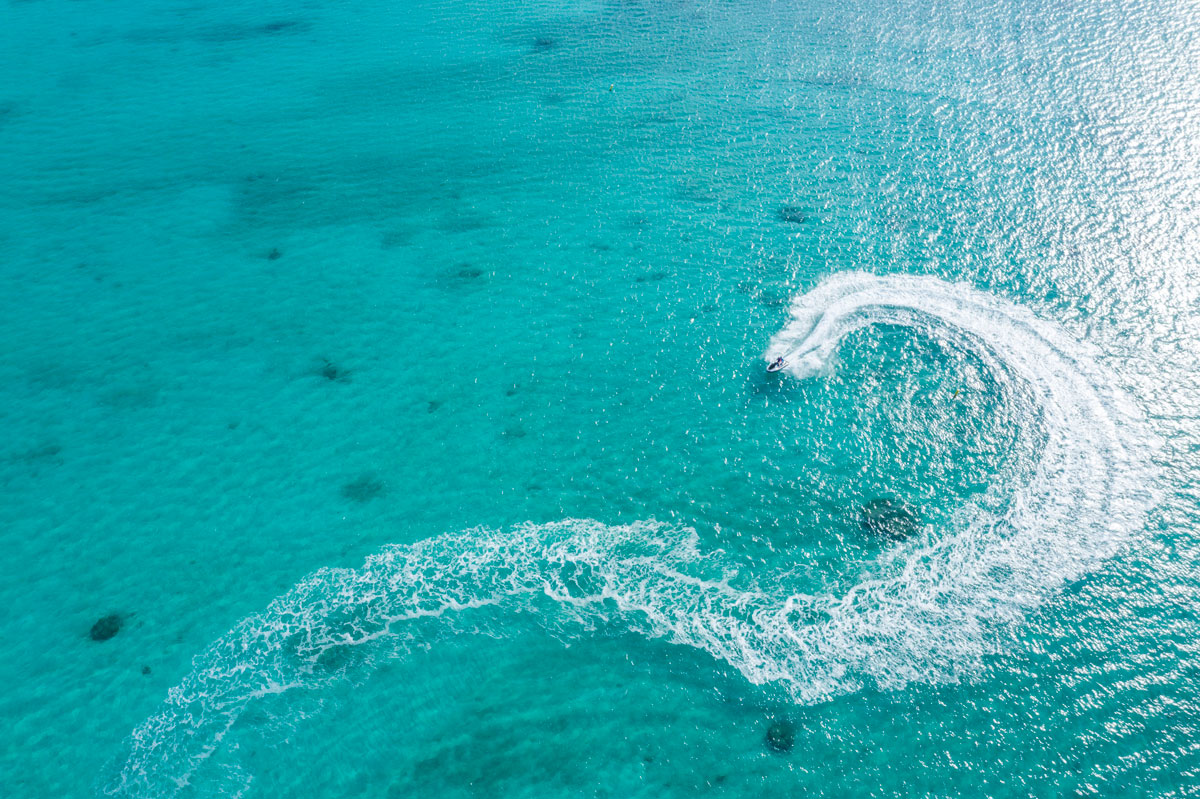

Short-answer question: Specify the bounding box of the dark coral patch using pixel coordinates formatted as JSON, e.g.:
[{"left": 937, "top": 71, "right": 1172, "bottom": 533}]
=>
[
  {"left": 261, "top": 20, "right": 304, "bottom": 34},
  {"left": 765, "top": 719, "right": 796, "bottom": 753},
  {"left": 858, "top": 497, "right": 920, "bottom": 541},
  {"left": 89, "top": 614, "right": 123, "bottom": 642},
  {"left": 317, "top": 359, "right": 350, "bottom": 382},
  {"left": 777, "top": 205, "right": 812, "bottom": 224},
  {"left": 341, "top": 474, "right": 385, "bottom": 503}
]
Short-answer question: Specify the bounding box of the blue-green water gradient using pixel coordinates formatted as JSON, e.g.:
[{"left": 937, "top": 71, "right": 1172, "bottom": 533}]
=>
[{"left": 1, "top": 0, "right": 1198, "bottom": 796}]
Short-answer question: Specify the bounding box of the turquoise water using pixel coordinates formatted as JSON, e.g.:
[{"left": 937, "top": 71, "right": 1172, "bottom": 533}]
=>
[{"left": 1, "top": 0, "right": 1197, "bottom": 795}]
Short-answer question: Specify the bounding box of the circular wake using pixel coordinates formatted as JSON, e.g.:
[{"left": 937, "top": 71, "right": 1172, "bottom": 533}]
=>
[{"left": 107, "top": 272, "right": 1156, "bottom": 796}]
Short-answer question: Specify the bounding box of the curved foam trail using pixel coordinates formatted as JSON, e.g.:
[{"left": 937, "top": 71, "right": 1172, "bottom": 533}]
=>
[
  {"left": 108, "top": 272, "right": 1157, "bottom": 796},
  {"left": 107, "top": 521, "right": 767, "bottom": 796},
  {"left": 764, "top": 270, "right": 1157, "bottom": 677}
]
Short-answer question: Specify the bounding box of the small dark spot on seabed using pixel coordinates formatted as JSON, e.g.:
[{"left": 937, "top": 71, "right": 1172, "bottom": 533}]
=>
[
  {"left": 341, "top": 474, "right": 385, "bottom": 503},
  {"left": 427, "top": 399, "right": 443, "bottom": 413},
  {"left": 777, "top": 205, "right": 813, "bottom": 224},
  {"left": 266, "top": 247, "right": 282, "bottom": 260},
  {"left": 317, "top": 359, "right": 350, "bottom": 382},
  {"left": 532, "top": 36, "right": 557, "bottom": 52},
  {"left": 141, "top": 665, "right": 152, "bottom": 676},
  {"left": 261, "top": 20, "right": 302, "bottom": 33},
  {"left": 635, "top": 271, "right": 670, "bottom": 283},
  {"left": 765, "top": 719, "right": 796, "bottom": 753},
  {"left": 89, "top": 614, "right": 123, "bottom": 642},
  {"left": 858, "top": 497, "right": 920, "bottom": 541},
  {"left": 501, "top": 426, "right": 527, "bottom": 439}
]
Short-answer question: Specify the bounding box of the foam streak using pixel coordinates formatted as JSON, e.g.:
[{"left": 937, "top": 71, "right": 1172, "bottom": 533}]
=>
[{"left": 108, "top": 272, "right": 1156, "bottom": 796}]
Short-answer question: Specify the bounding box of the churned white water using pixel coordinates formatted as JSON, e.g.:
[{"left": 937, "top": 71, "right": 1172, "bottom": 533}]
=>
[{"left": 110, "top": 273, "right": 1157, "bottom": 796}]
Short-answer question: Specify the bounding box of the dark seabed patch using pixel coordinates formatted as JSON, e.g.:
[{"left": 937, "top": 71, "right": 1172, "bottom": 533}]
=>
[
  {"left": 777, "top": 205, "right": 813, "bottom": 224},
  {"left": 89, "top": 614, "right": 124, "bottom": 642},
  {"left": 315, "top": 359, "right": 351, "bottom": 383},
  {"left": 858, "top": 497, "right": 920, "bottom": 541},
  {"left": 736, "top": 279, "right": 791, "bottom": 308},
  {"left": 764, "top": 719, "right": 796, "bottom": 753},
  {"left": 341, "top": 474, "right": 385, "bottom": 503},
  {"left": 98, "top": 384, "right": 160, "bottom": 410},
  {"left": 11, "top": 442, "right": 62, "bottom": 464},
  {"left": 124, "top": 19, "right": 313, "bottom": 45},
  {"left": 380, "top": 227, "right": 418, "bottom": 249}
]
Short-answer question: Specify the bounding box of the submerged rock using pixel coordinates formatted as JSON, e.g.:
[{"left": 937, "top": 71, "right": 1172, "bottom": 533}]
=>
[
  {"left": 777, "top": 205, "right": 812, "bottom": 224},
  {"left": 858, "top": 497, "right": 920, "bottom": 541},
  {"left": 317, "top": 359, "right": 350, "bottom": 382},
  {"left": 765, "top": 720, "right": 796, "bottom": 753},
  {"left": 89, "top": 614, "right": 123, "bottom": 642},
  {"left": 341, "top": 474, "right": 385, "bottom": 503}
]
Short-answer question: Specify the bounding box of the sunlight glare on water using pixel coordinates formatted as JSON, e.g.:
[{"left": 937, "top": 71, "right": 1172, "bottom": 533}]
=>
[{"left": 0, "top": 0, "right": 1198, "bottom": 797}]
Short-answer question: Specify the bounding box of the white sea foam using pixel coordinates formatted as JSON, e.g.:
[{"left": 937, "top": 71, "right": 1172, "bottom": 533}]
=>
[
  {"left": 107, "top": 272, "right": 1157, "bottom": 796},
  {"left": 761, "top": 271, "right": 1157, "bottom": 687}
]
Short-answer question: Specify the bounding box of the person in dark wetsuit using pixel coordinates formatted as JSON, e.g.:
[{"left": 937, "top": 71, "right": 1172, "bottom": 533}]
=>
[{"left": 769, "top": 356, "right": 785, "bottom": 372}]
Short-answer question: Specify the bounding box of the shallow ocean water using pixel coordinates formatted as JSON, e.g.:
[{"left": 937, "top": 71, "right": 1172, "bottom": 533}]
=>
[{"left": 1, "top": 0, "right": 1199, "bottom": 796}]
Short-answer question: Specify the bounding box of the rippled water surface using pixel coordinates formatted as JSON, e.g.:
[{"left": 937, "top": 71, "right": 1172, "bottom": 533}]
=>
[{"left": 2, "top": 0, "right": 1199, "bottom": 796}]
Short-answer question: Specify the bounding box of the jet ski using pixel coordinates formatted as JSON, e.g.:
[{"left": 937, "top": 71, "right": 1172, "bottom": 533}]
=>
[{"left": 766, "top": 357, "right": 786, "bottom": 373}]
